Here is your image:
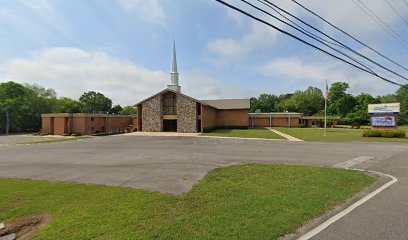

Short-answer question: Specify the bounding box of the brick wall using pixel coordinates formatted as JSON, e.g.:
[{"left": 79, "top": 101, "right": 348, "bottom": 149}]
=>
[
  {"left": 216, "top": 109, "right": 249, "bottom": 127},
  {"left": 142, "top": 95, "right": 162, "bottom": 132},
  {"left": 202, "top": 105, "right": 217, "bottom": 131},
  {"left": 176, "top": 94, "right": 197, "bottom": 133}
]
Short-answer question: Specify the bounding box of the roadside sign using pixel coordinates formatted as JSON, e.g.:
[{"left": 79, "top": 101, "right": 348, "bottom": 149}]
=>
[
  {"left": 371, "top": 116, "right": 397, "bottom": 127},
  {"left": 368, "top": 103, "right": 400, "bottom": 115}
]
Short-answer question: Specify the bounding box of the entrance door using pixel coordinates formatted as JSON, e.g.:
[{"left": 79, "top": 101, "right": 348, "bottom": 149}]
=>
[{"left": 163, "top": 120, "right": 177, "bottom": 132}]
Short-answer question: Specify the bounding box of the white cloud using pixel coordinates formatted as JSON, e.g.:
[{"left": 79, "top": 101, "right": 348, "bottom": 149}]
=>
[
  {"left": 183, "top": 70, "right": 255, "bottom": 100},
  {"left": 0, "top": 48, "right": 251, "bottom": 105},
  {"left": 260, "top": 57, "right": 400, "bottom": 96},
  {"left": 118, "top": 0, "right": 165, "bottom": 25},
  {"left": 208, "top": 0, "right": 408, "bottom": 61},
  {"left": 0, "top": 48, "right": 166, "bottom": 105}
]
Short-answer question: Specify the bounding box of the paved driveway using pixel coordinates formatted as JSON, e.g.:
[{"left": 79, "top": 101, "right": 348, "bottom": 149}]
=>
[
  {"left": 0, "top": 135, "right": 406, "bottom": 194},
  {"left": 0, "top": 134, "right": 67, "bottom": 145},
  {"left": 1, "top": 135, "right": 408, "bottom": 239}
]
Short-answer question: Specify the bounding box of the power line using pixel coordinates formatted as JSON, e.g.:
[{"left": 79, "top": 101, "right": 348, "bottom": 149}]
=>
[
  {"left": 352, "top": 0, "right": 408, "bottom": 50},
  {"left": 385, "top": 0, "right": 408, "bottom": 29},
  {"left": 213, "top": 0, "right": 404, "bottom": 87},
  {"left": 290, "top": 0, "right": 408, "bottom": 74},
  {"left": 255, "top": 0, "right": 408, "bottom": 83},
  {"left": 242, "top": 0, "right": 376, "bottom": 74}
]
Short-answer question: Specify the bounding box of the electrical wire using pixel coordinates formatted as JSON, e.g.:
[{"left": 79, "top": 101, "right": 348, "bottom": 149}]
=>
[
  {"left": 255, "top": 0, "right": 408, "bottom": 83},
  {"left": 352, "top": 0, "right": 408, "bottom": 49},
  {"left": 214, "top": 0, "right": 404, "bottom": 87},
  {"left": 384, "top": 0, "right": 408, "bottom": 29},
  {"left": 290, "top": 0, "right": 408, "bottom": 74}
]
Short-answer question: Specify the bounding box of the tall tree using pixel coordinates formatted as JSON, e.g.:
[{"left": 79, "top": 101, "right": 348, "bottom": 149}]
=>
[
  {"left": 285, "top": 87, "right": 325, "bottom": 115},
  {"left": 79, "top": 91, "right": 112, "bottom": 113},
  {"left": 396, "top": 85, "right": 408, "bottom": 118},
  {"left": 120, "top": 106, "right": 137, "bottom": 115},
  {"left": 109, "top": 105, "right": 123, "bottom": 114},
  {"left": 55, "top": 97, "right": 82, "bottom": 113}
]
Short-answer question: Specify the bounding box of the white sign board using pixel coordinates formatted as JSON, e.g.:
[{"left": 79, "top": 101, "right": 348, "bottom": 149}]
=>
[
  {"left": 368, "top": 103, "right": 400, "bottom": 115},
  {"left": 371, "top": 116, "right": 396, "bottom": 127}
]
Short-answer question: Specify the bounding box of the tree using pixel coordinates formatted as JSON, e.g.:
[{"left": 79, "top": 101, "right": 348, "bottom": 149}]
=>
[
  {"left": 250, "top": 94, "right": 279, "bottom": 113},
  {"left": 55, "top": 97, "right": 82, "bottom": 113},
  {"left": 120, "top": 106, "right": 137, "bottom": 115},
  {"left": 109, "top": 105, "right": 123, "bottom": 114},
  {"left": 329, "top": 82, "right": 349, "bottom": 103},
  {"left": 79, "top": 91, "right": 112, "bottom": 113},
  {"left": 396, "top": 85, "right": 408, "bottom": 118},
  {"left": 290, "top": 87, "right": 325, "bottom": 115}
]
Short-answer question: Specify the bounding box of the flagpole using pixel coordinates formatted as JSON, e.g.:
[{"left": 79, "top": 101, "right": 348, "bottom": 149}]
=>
[
  {"left": 324, "top": 80, "right": 328, "bottom": 137},
  {"left": 324, "top": 94, "right": 327, "bottom": 137}
]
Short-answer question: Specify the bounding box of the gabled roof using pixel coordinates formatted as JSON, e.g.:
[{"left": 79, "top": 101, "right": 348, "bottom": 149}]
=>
[
  {"left": 135, "top": 88, "right": 212, "bottom": 108},
  {"left": 200, "top": 99, "right": 250, "bottom": 110},
  {"left": 135, "top": 88, "right": 250, "bottom": 110}
]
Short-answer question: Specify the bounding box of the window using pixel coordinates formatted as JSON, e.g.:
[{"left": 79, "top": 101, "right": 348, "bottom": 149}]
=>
[
  {"left": 91, "top": 117, "right": 94, "bottom": 121},
  {"left": 162, "top": 92, "right": 177, "bottom": 115}
]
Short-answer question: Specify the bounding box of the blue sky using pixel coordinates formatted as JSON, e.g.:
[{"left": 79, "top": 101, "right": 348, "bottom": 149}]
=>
[{"left": 1, "top": 0, "right": 408, "bottom": 105}]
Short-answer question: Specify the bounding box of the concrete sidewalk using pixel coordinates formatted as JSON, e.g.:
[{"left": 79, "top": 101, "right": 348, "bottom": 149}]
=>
[
  {"left": 123, "top": 132, "right": 200, "bottom": 137},
  {"left": 267, "top": 128, "right": 303, "bottom": 141}
]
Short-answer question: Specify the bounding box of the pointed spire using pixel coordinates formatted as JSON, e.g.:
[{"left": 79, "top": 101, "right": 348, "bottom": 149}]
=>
[
  {"left": 168, "top": 40, "right": 181, "bottom": 92},
  {"left": 172, "top": 40, "right": 178, "bottom": 73}
]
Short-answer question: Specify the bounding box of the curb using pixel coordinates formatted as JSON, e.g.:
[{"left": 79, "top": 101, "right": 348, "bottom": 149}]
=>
[{"left": 297, "top": 169, "right": 398, "bottom": 240}]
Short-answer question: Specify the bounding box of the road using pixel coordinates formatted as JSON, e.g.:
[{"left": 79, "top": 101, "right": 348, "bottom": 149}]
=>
[{"left": 0, "top": 135, "right": 407, "bottom": 239}]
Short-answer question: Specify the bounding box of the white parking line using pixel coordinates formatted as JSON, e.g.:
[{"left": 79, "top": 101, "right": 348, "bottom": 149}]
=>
[{"left": 332, "top": 156, "right": 374, "bottom": 169}]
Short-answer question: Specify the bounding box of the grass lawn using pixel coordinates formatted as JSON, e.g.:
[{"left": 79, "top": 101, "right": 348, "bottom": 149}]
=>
[
  {"left": 0, "top": 164, "right": 375, "bottom": 240},
  {"left": 17, "top": 137, "right": 86, "bottom": 145},
  {"left": 274, "top": 127, "right": 408, "bottom": 142},
  {"left": 200, "top": 127, "right": 284, "bottom": 139}
]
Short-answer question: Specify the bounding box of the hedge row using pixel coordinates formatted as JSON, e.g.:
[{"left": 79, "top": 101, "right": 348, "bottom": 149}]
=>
[{"left": 362, "top": 129, "right": 406, "bottom": 138}]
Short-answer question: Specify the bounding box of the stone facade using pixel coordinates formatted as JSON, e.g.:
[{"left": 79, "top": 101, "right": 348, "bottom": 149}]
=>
[
  {"left": 142, "top": 94, "right": 162, "bottom": 132},
  {"left": 176, "top": 94, "right": 197, "bottom": 133}
]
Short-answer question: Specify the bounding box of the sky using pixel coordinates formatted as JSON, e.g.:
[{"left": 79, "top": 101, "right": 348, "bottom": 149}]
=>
[{"left": 1, "top": 0, "right": 408, "bottom": 105}]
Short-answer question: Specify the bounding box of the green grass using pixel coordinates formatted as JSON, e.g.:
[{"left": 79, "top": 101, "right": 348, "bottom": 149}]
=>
[
  {"left": 17, "top": 137, "right": 86, "bottom": 145},
  {"left": 201, "top": 127, "right": 284, "bottom": 139},
  {"left": 274, "top": 127, "right": 408, "bottom": 142},
  {"left": 0, "top": 164, "right": 376, "bottom": 240}
]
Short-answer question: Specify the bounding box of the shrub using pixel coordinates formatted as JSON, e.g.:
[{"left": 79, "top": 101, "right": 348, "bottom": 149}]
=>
[
  {"left": 203, "top": 126, "right": 218, "bottom": 133},
  {"left": 70, "top": 133, "right": 81, "bottom": 136},
  {"left": 363, "top": 129, "right": 406, "bottom": 138},
  {"left": 298, "top": 124, "right": 306, "bottom": 128},
  {"left": 363, "top": 130, "right": 382, "bottom": 137}
]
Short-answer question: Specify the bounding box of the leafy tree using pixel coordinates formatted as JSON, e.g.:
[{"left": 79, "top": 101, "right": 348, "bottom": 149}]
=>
[
  {"left": 120, "top": 106, "right": 137, "bottom": 115},
  {"left": 55, "top": 97, "right": 82, "bottom": 113},
  {"left": 79, "top": 91, "right": 112, "bottom": 113},
  {"left": 250, "top": 94, "right": 279, "bottom": 113},
  {"left": 290, "top": 87, "right": 324, "bottom": 115},
  {"left": 329, "top": 82, "right": 349, "bottom": 103},
  {"left": 396, "top": 85, "right": 408, "bottom": 118},
  {"left": 109, "top": 105, "right": 123, "bottom": 114}
]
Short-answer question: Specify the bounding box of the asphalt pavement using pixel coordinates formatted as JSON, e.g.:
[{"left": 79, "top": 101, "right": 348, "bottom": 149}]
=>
[{"left": 0, "top": 135, "right": 407, "bottom": 239}]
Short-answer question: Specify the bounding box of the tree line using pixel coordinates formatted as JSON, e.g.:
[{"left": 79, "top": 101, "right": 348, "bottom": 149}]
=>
[
  {"left": 2, "top": 80, "right": 408, "bottom": 134},
  {"left": 250, "top": 82, "right": 408, "bottom": 125},
  {"left": 0, "top": 81, "right": 136, "bottom": 134}
]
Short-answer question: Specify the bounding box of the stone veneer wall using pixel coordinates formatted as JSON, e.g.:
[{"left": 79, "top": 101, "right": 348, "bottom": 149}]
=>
[
  {"left": 176, "top": 95, "right": 197, "bottom": 133},
  {"left": 142, "top": 94, "right": 162, "bottom": 132}
]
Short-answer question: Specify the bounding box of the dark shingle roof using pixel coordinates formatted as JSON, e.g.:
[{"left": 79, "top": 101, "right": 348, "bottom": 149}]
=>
[{"left": 200, "top": 99, "right": 250, "bottom": 110}]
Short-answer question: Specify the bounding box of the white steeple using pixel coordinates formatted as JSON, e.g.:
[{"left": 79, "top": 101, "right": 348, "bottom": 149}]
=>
[{"left": 167, "top": 40, "right": 181, "bottom": 93}]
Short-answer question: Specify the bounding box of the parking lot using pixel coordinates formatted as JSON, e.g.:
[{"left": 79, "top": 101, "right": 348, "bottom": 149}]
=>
[{"left": 0, "top": 134, "right": 406, "bottom": 194}]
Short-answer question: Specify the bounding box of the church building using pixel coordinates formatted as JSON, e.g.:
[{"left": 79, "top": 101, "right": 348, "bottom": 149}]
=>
[{"left": 135, "top": 42, "right": 250, "bottom": 133}]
